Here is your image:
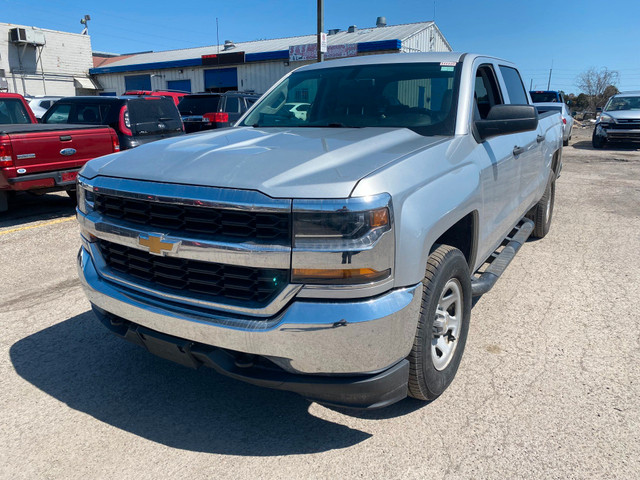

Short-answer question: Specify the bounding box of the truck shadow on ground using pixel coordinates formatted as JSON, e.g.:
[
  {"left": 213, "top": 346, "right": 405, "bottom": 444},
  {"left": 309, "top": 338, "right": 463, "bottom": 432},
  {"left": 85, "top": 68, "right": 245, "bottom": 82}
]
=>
[
  {"left": 571, "top": 140, "right": 640, "bottom": 152},
  {"left": 10, "top": 310, "right": 377, "bottom": 455},
  {"left": 0, "top": 192, "right": 76, "bottom": 229}
]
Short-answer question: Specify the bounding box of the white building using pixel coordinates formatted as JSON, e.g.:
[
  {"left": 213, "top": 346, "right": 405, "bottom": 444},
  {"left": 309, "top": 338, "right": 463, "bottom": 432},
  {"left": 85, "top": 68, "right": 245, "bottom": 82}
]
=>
[
  {"left": 0, "top": 23, "right": 97, "bottom": 96},
  {"left": 91, "top": 20, "right": 451, "bottom": 96}
]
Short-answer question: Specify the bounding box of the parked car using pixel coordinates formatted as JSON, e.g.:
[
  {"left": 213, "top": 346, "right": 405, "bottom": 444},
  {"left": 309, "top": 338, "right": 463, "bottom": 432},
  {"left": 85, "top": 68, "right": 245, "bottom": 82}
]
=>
[
  {"left": 284, "top": 102, "right": 311, "bottom": 120},
  {"left": 42, "top": 96, "right": 184, "bottom": 150},
  {"left": 76, "top": 52, "right": 563, "bottom": 408},
  {"left": 0, "top": 93, "right": 120, "bottom": 212},
  {"left": 124, "top": 90, "right": 189, "bottom": 106},
  {"left": 530, "top": 90, "right": 566, "bottom": 104},
  {"left": 592, "top": 91, "right": 640, "bottom": 148},
  {"left": 535, "top": 102, "right": 574, "bottom": 146},
  {"left": 178, "top": 92, "right": 260, "bottom": 133},
  {"left": 25, "top": 96, "right": 64, "bottom": 120}
]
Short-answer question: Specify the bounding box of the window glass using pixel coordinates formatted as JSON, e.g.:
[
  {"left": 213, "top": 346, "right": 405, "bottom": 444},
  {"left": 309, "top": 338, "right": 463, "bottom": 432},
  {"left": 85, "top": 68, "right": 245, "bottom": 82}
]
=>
[
  {"left": 76, "top": 105, "right": 102, "bottom": 124},
  {"left": 178, "top": 96, "right": 220, "bottom": 115},
  {"left": 224, "top": 96, "right": 240, "bottom": 113},
  {"left": 40, "top": 100, "right": 52, "bottom": 109},
  {"left": 474, "top": 65, "right": 502, "bottom": 119},
  {"left": 128, "top": 98, "right": 182, "bottom": 135},
  {"left": 0, "top": 99, "right": 31, "bottom": 124},
  {"left": 43, "top": 103, "right": 71, "bottom": 123},
  {"left": 500, "top": 66, "right": 528, "bottom": 104}
]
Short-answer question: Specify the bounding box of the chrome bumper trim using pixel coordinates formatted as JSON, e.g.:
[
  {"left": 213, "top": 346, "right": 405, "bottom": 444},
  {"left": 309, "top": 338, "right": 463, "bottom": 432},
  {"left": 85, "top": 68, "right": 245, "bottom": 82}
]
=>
[{"left": 79, "top": 246, "right": 422, "bottom": 374}]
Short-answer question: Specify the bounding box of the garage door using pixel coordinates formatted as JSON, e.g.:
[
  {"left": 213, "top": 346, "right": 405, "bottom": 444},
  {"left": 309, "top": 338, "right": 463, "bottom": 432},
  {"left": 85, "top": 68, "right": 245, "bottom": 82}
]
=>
[
  {"left": 124, "top": 74, "right": 151, "bottom": 91},
  {"left": 167, "top": 79, "right": 191, "bottom": 93},
  {"left": 204, "top": 68, "right": 237, "bottom": 92}
]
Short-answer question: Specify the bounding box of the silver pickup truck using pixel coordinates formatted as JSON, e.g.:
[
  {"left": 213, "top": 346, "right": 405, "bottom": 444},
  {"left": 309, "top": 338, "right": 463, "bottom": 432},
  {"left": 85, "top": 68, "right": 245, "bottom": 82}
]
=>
[{"left": 77, "top": 53, "right": 563, "bottom": 409}]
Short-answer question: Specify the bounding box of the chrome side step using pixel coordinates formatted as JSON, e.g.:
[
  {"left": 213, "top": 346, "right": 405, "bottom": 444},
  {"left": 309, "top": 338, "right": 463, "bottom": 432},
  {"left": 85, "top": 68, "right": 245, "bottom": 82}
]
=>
[{"left": 471, "top": 218, "right": 534, "bottom": 297}]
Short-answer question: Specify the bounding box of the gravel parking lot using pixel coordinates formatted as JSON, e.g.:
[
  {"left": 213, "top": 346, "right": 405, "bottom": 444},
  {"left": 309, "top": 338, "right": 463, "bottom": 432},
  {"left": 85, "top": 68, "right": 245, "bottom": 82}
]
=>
[{"left": 1, "top": 125, "right": 639, "bottom": 479}]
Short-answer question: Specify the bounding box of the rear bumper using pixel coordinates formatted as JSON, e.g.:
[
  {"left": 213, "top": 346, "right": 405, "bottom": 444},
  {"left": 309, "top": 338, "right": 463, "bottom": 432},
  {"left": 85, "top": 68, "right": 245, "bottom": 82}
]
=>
[
  {"left": 1, "top": 168, "right": 79, "bottom": 191},
  {"left": 78, "top": 245, "right": 421, "bottom": 374}
]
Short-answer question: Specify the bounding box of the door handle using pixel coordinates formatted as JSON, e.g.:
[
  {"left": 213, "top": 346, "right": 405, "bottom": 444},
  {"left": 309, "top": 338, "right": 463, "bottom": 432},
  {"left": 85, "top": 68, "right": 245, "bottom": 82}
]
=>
[
  {"left": 513, "top": 146, "right": 525, "bottom": 156},
  {"left": 536, "top": 134, "right": 545, "bottom": 143}
]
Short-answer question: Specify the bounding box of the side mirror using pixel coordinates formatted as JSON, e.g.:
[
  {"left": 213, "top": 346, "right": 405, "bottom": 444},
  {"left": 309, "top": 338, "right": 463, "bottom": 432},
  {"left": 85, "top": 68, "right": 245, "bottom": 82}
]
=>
[
  {"left": 596, "top": 107, "right": 603, "bottom": 113},
  {"left": 475, "top": 104, "right": 539, "bottom": 141}
]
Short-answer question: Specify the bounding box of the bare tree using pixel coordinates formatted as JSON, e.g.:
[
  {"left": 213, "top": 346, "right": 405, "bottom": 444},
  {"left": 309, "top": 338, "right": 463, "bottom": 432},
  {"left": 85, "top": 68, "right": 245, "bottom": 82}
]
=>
[{"left": 576, "top": 67, "right": 620, "bottom": 112}]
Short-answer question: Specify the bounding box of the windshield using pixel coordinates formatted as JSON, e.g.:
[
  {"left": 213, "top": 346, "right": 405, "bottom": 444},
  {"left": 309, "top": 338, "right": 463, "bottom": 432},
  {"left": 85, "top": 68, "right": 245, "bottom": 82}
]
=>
[
  {"left": 604, "top": 96, "right": 640, "bottom": 111},
  {"left": 178, "top": 96, "right": 220, "bottom": 115},
  {"left": 530, "top": 91, "right": 560, "bottom": 103},
  {"left": 240, "top": 62, "right": 461, "bottom": 136}
]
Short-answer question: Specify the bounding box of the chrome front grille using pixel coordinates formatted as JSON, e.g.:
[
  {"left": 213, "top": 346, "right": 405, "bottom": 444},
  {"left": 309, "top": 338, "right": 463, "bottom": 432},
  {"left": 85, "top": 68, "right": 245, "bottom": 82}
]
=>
[
  {"left": 98, "top": 239, "right": 289, "bottom": 305},
  {"left": 93, "top": 192, "right": 290, "bottom": 241}
]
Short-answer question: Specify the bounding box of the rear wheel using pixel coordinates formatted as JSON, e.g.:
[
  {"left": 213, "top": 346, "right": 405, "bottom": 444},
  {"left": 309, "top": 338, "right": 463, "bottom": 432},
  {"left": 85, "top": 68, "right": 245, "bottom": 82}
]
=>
[
  {"left": 527, "top": 174, "right": 555, "bottom": 239},
  {"left": 408, "top": 245, "right": 472, "bottom": 401}
]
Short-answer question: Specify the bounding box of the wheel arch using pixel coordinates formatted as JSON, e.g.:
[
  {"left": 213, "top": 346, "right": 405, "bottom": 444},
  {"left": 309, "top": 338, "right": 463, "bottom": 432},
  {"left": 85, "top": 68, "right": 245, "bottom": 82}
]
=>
[{"left": 428, "top": 210, "right": 479, "bottom": 271}]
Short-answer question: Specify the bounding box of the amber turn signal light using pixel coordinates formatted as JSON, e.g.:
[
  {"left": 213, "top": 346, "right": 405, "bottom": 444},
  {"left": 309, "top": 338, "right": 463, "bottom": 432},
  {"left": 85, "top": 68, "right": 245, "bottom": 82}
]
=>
[
  {"left": 369, "top": 207, "right": 389, "bottom": 228},
  {"left": 292, "top": 267, "right": 391, "bottom": 285}
]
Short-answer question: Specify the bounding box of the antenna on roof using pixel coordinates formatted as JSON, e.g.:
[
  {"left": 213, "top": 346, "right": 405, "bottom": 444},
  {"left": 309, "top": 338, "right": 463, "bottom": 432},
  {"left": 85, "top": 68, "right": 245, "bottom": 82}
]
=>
[
  {"left": 80, "top": 14, "right": 91, "bottom": 35},
  {"left": 216, "top": 18, "right": 220, "bottom": 55}
]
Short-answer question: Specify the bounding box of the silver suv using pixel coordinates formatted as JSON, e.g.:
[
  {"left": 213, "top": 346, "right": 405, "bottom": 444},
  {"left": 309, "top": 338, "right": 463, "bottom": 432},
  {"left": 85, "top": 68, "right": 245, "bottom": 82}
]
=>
[{"left": 593, "top": 91, "right": 640, "bottom": 148}]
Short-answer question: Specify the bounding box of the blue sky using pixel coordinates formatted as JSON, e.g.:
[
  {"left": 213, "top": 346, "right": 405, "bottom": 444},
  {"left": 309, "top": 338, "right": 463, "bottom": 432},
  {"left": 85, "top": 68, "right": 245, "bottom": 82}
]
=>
[{"left": 5, "top": 0, "right": 640, "bottom": 93}]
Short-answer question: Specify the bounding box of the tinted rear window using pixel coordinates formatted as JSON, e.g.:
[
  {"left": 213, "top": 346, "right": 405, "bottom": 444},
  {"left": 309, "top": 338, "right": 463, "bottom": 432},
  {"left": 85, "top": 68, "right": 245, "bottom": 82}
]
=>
[
  {"left": 0, "top": 99, "right": 32, "bottom": 124},
  {"left": 178, "top": 96, "right": 220, "bottom": 115},
  {"left": 500, "top": 66, "right": 528, "bottom": 104},
  {"left": 128, "top": 98, "right": 182, "bottom": 134},
  {"left": 43, "top": 102, "right": 113, "bottom": 124},
  {"left": 530, "top": 91, "right": 559, "bottom": 103}
]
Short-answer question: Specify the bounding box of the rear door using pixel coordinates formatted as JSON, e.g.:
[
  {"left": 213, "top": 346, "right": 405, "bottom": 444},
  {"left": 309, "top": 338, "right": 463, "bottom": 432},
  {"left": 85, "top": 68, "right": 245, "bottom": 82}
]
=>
[
  {"left": 498, "top": 65, "right": 544, "bottom": 213},
  {"left": 127, "top": 97, "right": 184, "bottom": 145}
]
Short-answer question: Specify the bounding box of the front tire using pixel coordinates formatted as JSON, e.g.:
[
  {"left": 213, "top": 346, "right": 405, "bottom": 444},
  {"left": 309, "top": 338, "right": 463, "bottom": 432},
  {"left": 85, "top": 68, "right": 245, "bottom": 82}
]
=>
[
  {"left": 408, "top": 245, "right": 472, "bottom": 401},
  {"left": 592, "top": 130, "right": 606, "bottom": 149}
]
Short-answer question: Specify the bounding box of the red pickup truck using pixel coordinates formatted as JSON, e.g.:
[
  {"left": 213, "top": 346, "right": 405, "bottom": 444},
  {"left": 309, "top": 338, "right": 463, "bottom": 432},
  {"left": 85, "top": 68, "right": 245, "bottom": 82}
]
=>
[{"left": 1, "top": 93, "right": 119, "bottom": 212}]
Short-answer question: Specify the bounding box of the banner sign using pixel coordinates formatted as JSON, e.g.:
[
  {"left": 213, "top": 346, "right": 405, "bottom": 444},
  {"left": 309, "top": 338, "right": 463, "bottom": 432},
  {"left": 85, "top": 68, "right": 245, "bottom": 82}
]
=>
[
  {"left": 201, "top": 51, "right": 245, "bottom": 66},
  {"left": 289, "top": 43, "right": 357, "bottom": 62}
]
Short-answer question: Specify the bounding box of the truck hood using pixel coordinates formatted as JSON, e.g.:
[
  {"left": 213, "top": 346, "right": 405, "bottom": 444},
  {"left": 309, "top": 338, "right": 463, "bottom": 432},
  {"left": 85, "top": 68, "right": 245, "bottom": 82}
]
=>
[{"left": 81, "top": 126, "right": 446, "bottom": 198}]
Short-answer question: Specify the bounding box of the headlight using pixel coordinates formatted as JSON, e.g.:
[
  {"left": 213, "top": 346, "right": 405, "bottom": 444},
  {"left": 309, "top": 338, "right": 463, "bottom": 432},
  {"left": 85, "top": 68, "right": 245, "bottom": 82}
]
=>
[
  {"left": 598, "top": 113, "right": 615, "bottom": 125},
  {"left": 76, "top": 179, "right": 95, "bottom": 214},
  {"left": 291, "top": 194, "right": 394, "bottom": 286}
]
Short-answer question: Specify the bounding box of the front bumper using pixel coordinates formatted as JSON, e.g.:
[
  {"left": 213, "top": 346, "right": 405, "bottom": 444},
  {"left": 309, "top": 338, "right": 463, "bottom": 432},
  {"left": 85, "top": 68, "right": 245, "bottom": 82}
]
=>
[
  {"left": 78, "top": 246, "right": 421, "bottom": 377},
  {"left": 596, "top": 124, "right": 640, "bottom": 141}
]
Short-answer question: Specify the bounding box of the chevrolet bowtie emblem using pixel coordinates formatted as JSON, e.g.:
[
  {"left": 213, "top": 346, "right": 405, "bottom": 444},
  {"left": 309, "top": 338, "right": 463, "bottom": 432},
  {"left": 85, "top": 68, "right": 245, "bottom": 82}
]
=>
[{"left": 137, "top": 233, "right": 180, "bottom": 256}]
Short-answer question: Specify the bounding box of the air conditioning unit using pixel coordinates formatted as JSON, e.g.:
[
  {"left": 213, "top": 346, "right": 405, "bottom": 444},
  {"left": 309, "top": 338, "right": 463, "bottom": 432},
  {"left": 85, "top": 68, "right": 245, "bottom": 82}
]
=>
[{"left": 9, "top": 27, "right": 46, "bottom": 46}]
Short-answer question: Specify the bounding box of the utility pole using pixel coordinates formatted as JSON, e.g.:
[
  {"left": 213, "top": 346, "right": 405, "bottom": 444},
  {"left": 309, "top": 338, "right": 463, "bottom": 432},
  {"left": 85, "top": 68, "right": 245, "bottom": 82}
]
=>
[
  {"left": 547, "top": 60, "right": 553, "bottom": 90},
  {"left": 317, "top": 0, "right": 324, "bottom": 62},
  {"left": 530, "top": 78, "right": 533, "bottom": 90}
]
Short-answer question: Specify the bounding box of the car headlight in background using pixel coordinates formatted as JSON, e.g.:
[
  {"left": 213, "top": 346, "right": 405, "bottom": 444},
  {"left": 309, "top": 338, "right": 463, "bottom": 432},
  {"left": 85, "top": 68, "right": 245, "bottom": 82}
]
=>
[
  {"left": 291, "top": 194, "right": 394, "bottom": 286},
  {"left": 598, "top": 113, "right": 615, "bottom": 125}
]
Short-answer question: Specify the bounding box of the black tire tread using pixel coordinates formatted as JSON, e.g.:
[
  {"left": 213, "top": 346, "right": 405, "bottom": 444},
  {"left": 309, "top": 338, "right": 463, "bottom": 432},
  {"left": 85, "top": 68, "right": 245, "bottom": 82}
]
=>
[
  {"left": 407, "top": 244, "right": 460, "bottom": 400},
  {"left": 527, "top": 174, "right": 555, "bottom": 239}
]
